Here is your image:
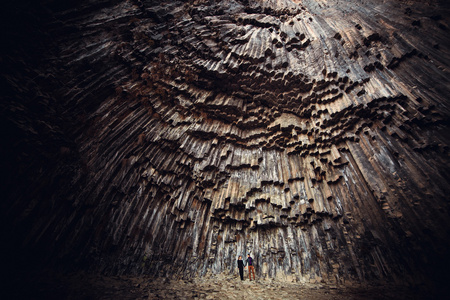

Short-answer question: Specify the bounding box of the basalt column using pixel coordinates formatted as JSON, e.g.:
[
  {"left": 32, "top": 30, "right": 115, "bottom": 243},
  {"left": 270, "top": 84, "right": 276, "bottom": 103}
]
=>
[{"left": 1, "top": 0, "right": 450, "bottom": 290}]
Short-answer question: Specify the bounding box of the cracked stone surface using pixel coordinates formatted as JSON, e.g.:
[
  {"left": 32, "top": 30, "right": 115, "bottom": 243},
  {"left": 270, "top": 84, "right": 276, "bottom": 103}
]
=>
[
  {"left": 1, "top": 0, "right": 450, "bottom": 298},
  {"left": 5, "top": 271, "right": 435, "bottom": 300}
]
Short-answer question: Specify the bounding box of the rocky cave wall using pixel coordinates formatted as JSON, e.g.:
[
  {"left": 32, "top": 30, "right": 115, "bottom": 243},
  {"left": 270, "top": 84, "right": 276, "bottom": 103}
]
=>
[{"left": 1, "top": 0, "right": 450, "bottom": 287}]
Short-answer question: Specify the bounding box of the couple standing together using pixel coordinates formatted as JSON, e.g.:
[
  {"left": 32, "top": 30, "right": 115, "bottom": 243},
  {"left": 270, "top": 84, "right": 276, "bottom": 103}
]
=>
[{"left": 237, "top": 254, "right": 256, "bottom": 281}]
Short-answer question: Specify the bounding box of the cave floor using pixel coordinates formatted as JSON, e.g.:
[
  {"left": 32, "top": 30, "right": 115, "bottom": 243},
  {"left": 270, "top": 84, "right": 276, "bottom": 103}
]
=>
[{"left": 7, "top": 271, "right": 439, "bottom": 300}]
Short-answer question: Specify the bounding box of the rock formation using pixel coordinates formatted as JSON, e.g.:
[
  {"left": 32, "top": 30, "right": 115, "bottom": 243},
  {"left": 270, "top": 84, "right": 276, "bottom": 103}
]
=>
[{"left": 1, "top": 0, "right": 450, "bottom": 291}]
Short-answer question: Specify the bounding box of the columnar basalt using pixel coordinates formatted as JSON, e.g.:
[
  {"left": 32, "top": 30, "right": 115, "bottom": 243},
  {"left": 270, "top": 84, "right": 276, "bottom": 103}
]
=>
[{"left": 1, "top": 0, "right": 450, "bottom": 289}]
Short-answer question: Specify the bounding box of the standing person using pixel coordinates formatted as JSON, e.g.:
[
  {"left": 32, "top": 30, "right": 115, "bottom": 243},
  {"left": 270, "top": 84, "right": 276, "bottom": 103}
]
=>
[
  {"left": 245, "top": 253, "right": 256, "bottom": 281},
  {"left": 237, "top": 255, "right": 244, "bottom": 280}
]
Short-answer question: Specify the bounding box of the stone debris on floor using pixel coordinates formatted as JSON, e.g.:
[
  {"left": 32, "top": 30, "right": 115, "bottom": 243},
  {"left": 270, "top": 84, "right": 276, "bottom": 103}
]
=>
[{"left": 42, "top": 272, "right": 434, "bottom": 300}]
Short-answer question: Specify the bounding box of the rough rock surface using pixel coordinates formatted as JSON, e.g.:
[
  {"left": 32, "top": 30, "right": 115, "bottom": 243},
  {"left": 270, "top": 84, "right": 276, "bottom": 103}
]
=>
[
  {"left": 1, "top": 0, "right": 450, "bottom": 297},
  {"left": 6, "top": 271, "right": 434, "bottom": 300}
]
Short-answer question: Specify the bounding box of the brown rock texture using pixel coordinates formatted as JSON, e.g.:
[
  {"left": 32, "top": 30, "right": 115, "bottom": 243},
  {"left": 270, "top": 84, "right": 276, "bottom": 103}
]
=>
[
  {"left": 6, "top": 271, "right": 433, "bottom": 300},
  {"left": 1, "top": 0, "right": 449, "bottom": 295}
]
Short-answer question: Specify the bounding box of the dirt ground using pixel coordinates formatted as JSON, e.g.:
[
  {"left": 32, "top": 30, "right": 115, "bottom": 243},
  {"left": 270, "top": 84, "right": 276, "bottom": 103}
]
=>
[{"left": 5, "top": 271, "right": 444, "bottom": 300}]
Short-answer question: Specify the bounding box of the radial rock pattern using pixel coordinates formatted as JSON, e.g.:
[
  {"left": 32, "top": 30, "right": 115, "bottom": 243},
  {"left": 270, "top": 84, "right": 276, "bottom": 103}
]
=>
[{"left": 2, "top": 0, "right": 450, "bottom": 286}]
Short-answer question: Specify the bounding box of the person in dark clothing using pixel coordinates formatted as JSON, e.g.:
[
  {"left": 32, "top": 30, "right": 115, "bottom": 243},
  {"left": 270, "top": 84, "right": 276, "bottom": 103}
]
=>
[
  {"left": 237, "top": 255, "right": 244, "bottom": 280},
  {"left": 245, "top": 253, "right": 256, "bottom": 281}
]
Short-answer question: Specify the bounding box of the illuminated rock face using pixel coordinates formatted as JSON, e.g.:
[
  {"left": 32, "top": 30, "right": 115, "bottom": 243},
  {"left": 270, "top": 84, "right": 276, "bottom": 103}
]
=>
[{"left": 2, "top": 0, "right": 450, "bottom": 285}]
